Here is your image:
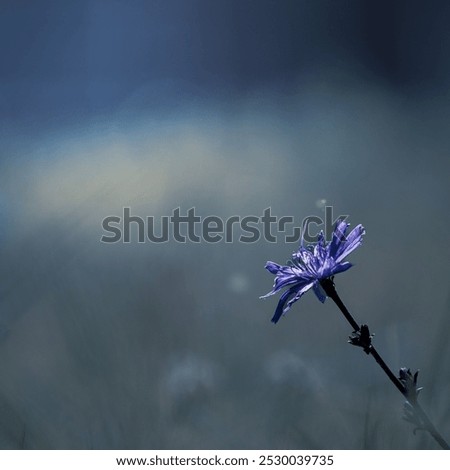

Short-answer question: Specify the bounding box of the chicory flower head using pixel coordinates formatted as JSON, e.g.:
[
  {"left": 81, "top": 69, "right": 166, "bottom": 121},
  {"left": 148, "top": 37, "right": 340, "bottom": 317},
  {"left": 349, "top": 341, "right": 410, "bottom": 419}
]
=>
[{"left": 261, "top": 220, "right": 365, "bottom": 323}]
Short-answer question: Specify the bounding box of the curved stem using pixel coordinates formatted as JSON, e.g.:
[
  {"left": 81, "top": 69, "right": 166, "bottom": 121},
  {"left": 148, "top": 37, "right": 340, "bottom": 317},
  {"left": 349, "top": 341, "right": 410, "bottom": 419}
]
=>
[{"left": 320, "top": 277, "right": 449, "bottom": 450}]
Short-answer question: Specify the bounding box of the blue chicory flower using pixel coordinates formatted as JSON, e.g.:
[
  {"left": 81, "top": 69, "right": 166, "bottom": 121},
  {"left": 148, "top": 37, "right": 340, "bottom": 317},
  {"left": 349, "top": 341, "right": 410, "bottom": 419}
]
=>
[{"left": 261, "top": 220, "right": 365, "bottom": 323}]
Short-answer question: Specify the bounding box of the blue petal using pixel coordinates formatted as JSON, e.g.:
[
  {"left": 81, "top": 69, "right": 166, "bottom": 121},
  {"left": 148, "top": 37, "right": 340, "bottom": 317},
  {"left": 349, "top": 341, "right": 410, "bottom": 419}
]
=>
[
  {"left": 318, "top": 257, "right": 334, "bottom": 279},
  {"left": 284, "top": 282, "right": 314, "bottom": 310},
  {"left": 270, "top": 281, "right": 314, "bottom": 323},
  {"left": 313, "top": 231, "right": 326, "bottom": 261},
  {"left": 313, "top": 281, "right": 327, "bottom": 303},
  {"left": 271, "top": 288, "right": 298, "bottom": 324},
  {"left": 331, "top": 261, "right": 353, "bottom": 275},
  {"left": 261, "top": 264, "right": 312, "bottom": 299},
  {"left": 328, "top": 220, "right": 349, "bottom": 260},
  {"left": 335, "top": 224, "right": 365, "bottom": 263},
  {"left": 265, "top": 261, "right": 281, "bottom": 274}
]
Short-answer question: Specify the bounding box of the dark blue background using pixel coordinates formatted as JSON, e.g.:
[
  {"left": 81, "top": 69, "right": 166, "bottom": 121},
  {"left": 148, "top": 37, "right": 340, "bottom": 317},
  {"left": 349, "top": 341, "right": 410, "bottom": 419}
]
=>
[{"left": 2, "top": 0, "right": 449, "bottom": 130}]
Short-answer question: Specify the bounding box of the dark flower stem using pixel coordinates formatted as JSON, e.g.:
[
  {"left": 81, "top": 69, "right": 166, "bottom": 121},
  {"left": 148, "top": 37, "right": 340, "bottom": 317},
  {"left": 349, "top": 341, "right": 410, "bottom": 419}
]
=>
[{"left": 320, "top": 277, "right": 449, "bottom": 450}]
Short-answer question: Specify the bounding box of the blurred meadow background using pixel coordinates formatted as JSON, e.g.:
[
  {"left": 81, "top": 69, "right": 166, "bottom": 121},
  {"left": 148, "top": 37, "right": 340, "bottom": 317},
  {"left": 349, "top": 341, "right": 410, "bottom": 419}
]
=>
[{"left": 1, "top": 0, "right": 450, "bottom": 449}]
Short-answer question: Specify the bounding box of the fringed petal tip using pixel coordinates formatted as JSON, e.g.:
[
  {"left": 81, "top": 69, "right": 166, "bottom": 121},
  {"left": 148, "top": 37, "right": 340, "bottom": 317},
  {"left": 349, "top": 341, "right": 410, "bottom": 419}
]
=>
[
  {"left": 336, "top": 219, "right": 350, "bottom": 231},
  {"left": 264, "top": 261, "right": 281, "bottom": 274},
  {"left": 259, "top": 292, "right": 273, "bottom": 300}
]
